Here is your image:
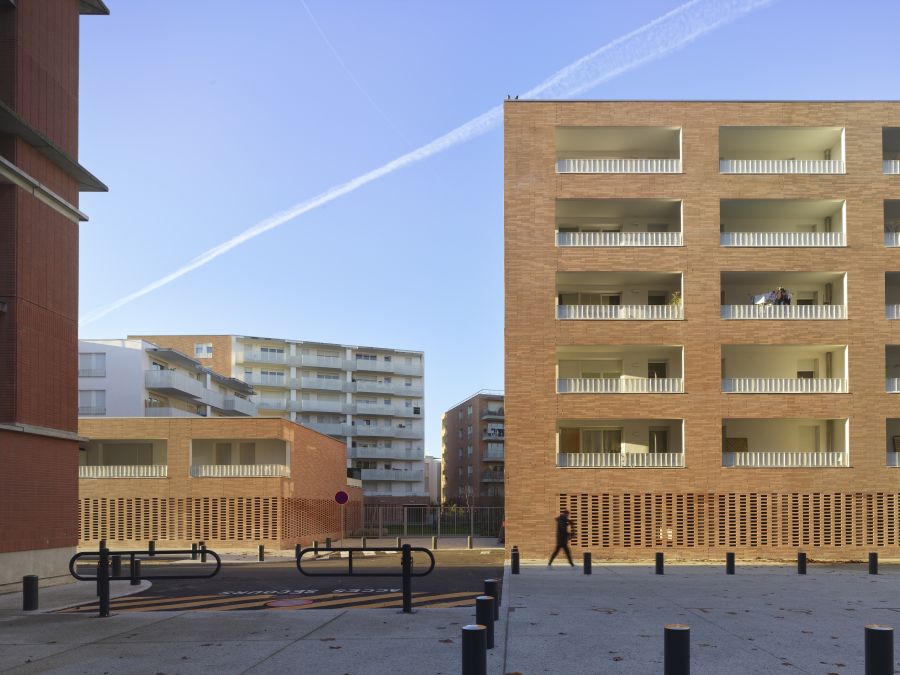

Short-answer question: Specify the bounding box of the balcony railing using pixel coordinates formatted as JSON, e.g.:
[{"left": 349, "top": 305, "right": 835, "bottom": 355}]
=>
[
  {"left": 298, "top": 377, "right": 344, "bottom": 391},
  {"left": 145, "top": 369, "right": 204, "bottom": 399},
  {"left": 144, "top": 407, "right": 199, "bottom": 418},
  {"left": 360, "top": 469, "right": 424, "bottom": 482},
  {"left": 480, "top": 408, "right": 505, "bottom": 419},
  {"left": 482, "top": 431, "right": 505, "bottom": 441},
  {"left": 721, "top": 305, "right": 846, "bottom": 320},
  {"left": 558, "top": 377, "right": 684, "bottom": 394},
  {"left": 353, "top": 360, "right": 423, "bottom": 376},
  {"left": 887, "top": 305, "right": 900, "bottom": 319},
  {"left": 78, "top": 368, "right": 106, "bottom": 377},
  {"left": 242, "top": 350, "right": 287, "bottom": 364},
  {"left": 293, "top": 400, "right": 346, "bottom": 414},
  {"left": 484, "top": 448, "right": 505, "bottom": 461},
  {"left": 722, "top": 451, "right": 848, "bottom": 468},
  {"left": 888, "top": 452, "right": 900, "bottom": 467},
  {"left": 353, "top": 380, "right": 423, "bottom": 397},
  {"left": 558, "top": 452, "right": 684, "bottom": 468},
  {"left": 79, "top": 465, "right": 168, "bottom": 479},
  {"left": 256, "top": 398, "right": 288, "bottom": 410},
  {"left": 720, "top": 159, "right": 845, "bottom": 174},
  {"left": 245, "top": 374, "right": 287, "bottom": 388},
  {"left": 349, "top": 447, "right": 425, "bottom": 461},
  {"left": 299, "top": 354, "right": 345, "bottom": 369},
  {"left": 884, "top": 160, "right": 900, "bottom": 175},
  {"left": 481, "top": 472, "right": 504, "bottom": 482},
  {"left": 78, "top": 406, "right": 106, "bottom": 416},
  {"left": 885, "top": 233, "right": 900, "bottom": 247},
  {"left": 557, "top": 304, "right": 683, "bottom": 320},
  {"left": 190, "top": 464, "right": 290, "bottom": 478},
  {"left": 352, "top": 426, "right": 421, "bottom": 439},
  {"left": 304, "top": 422, "right": 345, "bottom": 436},
  {"left": 556, "top": 231, "right": 683, "bottom": 247},
  {"left": 556, "top": 158, "right": 682, "bottom": 174},
  {"left": 722, "top": 378, "right": 848, "bottom": 394},
  {"left": 720, "top": 232, "right": 845, "bottom": 247},
  {"left": 221, "top": 396, "right": 257, "bottom": 416}
]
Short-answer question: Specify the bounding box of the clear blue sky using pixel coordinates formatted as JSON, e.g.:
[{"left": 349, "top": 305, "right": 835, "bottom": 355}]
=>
[{"left": 77, "top": 1, "right": 899, "bottom": 457}]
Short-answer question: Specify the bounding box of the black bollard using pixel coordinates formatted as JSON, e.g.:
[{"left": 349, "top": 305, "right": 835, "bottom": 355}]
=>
[
  {"left": 326, "top": 537, "right": 332, "bottom": 548},
  {"left": 111, "top": 555, "right": 122, "bottom": 578},
  {"left": 664, "top": 624, "right": 690, "bottom": 675},
  {"left": 432, "top": 535, "right": 437, "bottom": 550},
  {"left": 313, "top": 539, "right": 319, "bottom": 553},
  {"left": 22, "top": 575, "right": 38, "bottom": 611},
  {"left": 191, "top": 543, "right": 198, "bottom": 561},
  {"left": 798, "top": 552, "right": 807, "bottom": 575},
  {"left": 865, "top": 624, "right": 893, "bottom": 675},
  {"left": 467, "top": 535, "right": 473, "bottom": 550},
  {"left": 148, "top": 539, "right": 156, "bottom": 557},
  {"left": 200, "top": 541, "right": 207, "bottom": 563},
  {"left": 484, "top": 579, "right": 500, "bottom": 620},
  {"left": 401, "top": 544, "right": 413, "bottom": 613},
  {"left": 583, "top": 551, "right": 592, "bottom": 575},
  {"left": 461, "top": 624, "right": 487, "bottom": 675},
  {"left": 511, "top": 545, "right": 520, "bottom": 574},
  {"left": 726, "top": 552, "right": 735, "bottom": 575},
  {"left": 257, "top": 544, "right": 264, "bottom": 562},
  {"left": 475, "top": 596, "right": 495, "bottom": 649},
  {"left": 295, "top": 543, "right": 301, "bottom": 559},
  {"left": 130, "top": 558, "right": 141, "bottom": 586},
  {"left": 869, "top": 552, "right": 879, "bottom": 575},
  {"left": 656, "top": 552, "right": 665, "bottom": 575},
  {"left": 98, "top": 546, "right": 110, "bottom": 617}
]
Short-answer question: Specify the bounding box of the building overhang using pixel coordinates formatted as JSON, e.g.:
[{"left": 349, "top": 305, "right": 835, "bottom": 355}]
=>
[{"left": 79, "top": 0, "right": 110, "bottom": 16}]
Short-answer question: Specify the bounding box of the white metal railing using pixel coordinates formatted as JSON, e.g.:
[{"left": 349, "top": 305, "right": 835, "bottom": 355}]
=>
[
  {"left": 887, "top": 305, "right": 900, "bottom": 319},
  {"left": 79, "top": 465, "right": 168, "bottom": 479},
  {"left": 885, "top": 232, "right": 900, "bottom": 247},
  {"left": 887, "top": 378, "right": 900, "bottom": 393},
  {"left": 556, "top": 231, "right": 683, "bottom": 247},
  {"left": 190, "top": 464, "right": 290, "bottom": 478},
  {"left": 558, "top": 377, "right": 684, "bottom": 393},
  {"left": 884, "top": 160, "right": 900, "bottom": 175},
  {"left": 557, "top": 304, "right": 683, "bottom": 320},
  {"left": 722, "top": 378, "right": 848, "bottom": 394},
  {"left": 360, "top": 469, "right": 425, "bottom": 482},
  {"left": 78, "top": 368, "right": 106, "bottom": 377},
  {"left": 720, "top": 159, "right": 845, "bottom": 174},
  {"left": 888, "top": 453, "right": 900, "bottom": 467},
  {"left": 721, "top": 304, "right": 846, "bottom": 320},
  {"left": 78, "top": 406, "right": 106, "bottom": 416},
  {"left": 144, "top": 407, "right": 199, "bottom": 418},
  {"left": 720, "top": 231, "right": 845, "bottom": 247},
  {"left": 722, "top": 451, "right": 848, "bottom": 467},
  {"left": 556, "top": 158, "right": 682, "bottom": 173},
  {"left": 558, "top": 452, "right": 684, "bottom": 468},
  {"left": 144, "top": 370, "right": 204, "bottom": 398},
  {"left": 349, "top": 447, "right": 425, "bottom": 461}
]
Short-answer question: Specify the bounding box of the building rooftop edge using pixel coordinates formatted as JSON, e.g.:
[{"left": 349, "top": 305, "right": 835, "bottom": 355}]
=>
[
  {"left": 505, "top": 99, "right": 900, "bottom": 104},
  {"left": 444, "top": 389, "right": 504, "bottom": 413},
  {"left": 126, "top": 334, "right": 424, "bottom": 356}
]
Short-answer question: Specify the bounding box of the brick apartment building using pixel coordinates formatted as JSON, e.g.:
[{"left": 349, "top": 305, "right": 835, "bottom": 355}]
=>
[
  {"left": 78, "top": 417, "right": 363, "bottom": 549},
  {"left": 0, "top": 0, "right": 108, "bottom": 587},
  {"left": 505, "top": 100, "right": 900, "bottom": 560},
  {"left": 441, "top": 391, "right": 504, "bottom": 506}
]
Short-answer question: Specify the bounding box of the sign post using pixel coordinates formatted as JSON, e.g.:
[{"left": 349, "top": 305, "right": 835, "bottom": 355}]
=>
[{"left": 335, "top": 491, "right": 349, "bottom": 545}]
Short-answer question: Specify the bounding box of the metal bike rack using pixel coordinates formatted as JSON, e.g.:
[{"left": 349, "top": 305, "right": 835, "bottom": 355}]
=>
[{"left": 296, "top": 543, "right": 435, "bottom": 613}]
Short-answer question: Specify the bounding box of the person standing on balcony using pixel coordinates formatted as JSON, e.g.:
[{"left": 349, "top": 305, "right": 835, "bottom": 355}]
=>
[{"left": 548, "top": 509, "right": 575, "bottom": 567}]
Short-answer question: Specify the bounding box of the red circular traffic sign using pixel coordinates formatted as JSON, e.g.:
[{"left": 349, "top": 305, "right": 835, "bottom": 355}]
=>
[{"left": 335, "top": 490, "right": 349, "bottom": 505}]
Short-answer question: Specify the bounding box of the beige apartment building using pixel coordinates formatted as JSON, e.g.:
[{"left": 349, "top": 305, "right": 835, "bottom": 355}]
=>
[
  {"left": 441, "top": 391, "right": 504, "bottom": 506},
  {"left": 505, "top": 101, "right": 900, "bottom": 560},
  {"left": 133, "top": 335, "right": 427, "bottom": 504}
]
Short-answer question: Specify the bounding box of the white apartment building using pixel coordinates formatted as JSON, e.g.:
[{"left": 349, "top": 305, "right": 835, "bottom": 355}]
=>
[
  {"left": 131, "top": 335, "right": 428, "bottom": 503},
  {"left": 423, "top": 455, "right": 442, "bottom": 505},
  {"left": 77, "top": 339, "right": 257, "bottom": 418}
]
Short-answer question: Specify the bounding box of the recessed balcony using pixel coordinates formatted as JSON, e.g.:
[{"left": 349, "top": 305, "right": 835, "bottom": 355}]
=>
[
  {"left": 292, "top": 399, "right": 346, "bottom": 414},
  {"left": 485, "top": 444, "right": 505, "bottom": 460},
  {"left": 722, "top": 418, "right": 848, "bottom": 467},
  {"left": 884, "top": 201, "right": 900, "bottom": 246},
  {"left": 720, "top": 199, "right": 845, "bottom": 247},
  {"left": 303, "top": 421, "right": 345, "bottom": 436},
  {"left": 557, "top": 419, "right": 684, "bottom": 468},
  {"left": 483, "top": 427, "right": 504, "bottom": 441},
  {"left": 720, "top": 272, "right": 846, "bottom": 320},
  {"left": 557, "top": 345, "right": 683, "bottom": 394},
  {"left": 256, "top": 397, "right": 288, "bottom": 410},
  {"left": 556, "top": 198, "right": 682, "bottom": 247},
  {"left": 557, "top": 272, "right": 683, "bottom": 321},
  {"left": 352, "top": 425, "right": 420, "bottom": 439},
  {"left": 244, "top": 373, "right": 287, "bottom": 388},
  {"left": 886, "top": 346, "right": 900, "bottom": 392},
  {"left": 722, "top": 345, "right": 847, "bottom": 393},
  {"left": 555, "top": 126, "right": 681, "bottom": 174},
  {"left": 884, "top": 128, "right": 900, "bottom": 174},
  {"left": 886, "top": 273, "right": 900, "bottom": 318},
  {"left": 299, "top": 354, "right": 346, "bottom": 369},
  {"left": 887, "top": 419, "right": 900, "bottom": 466},
  {"left": 719, "top": 127, "right": 845, "bottom": 174},
  {"left": 79, "top": 440, "right": 168, "bottom": 478},
  {"left": 481, "top": 471, "right": 504, "bottom": 483},
  {"left": 190, "top": 438, "right": 290, "bottom": 477}
]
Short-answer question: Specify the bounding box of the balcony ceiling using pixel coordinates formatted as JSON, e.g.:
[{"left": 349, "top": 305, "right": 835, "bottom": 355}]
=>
[
  {"left": 720, "top": 127, "right": 842, "bottom": 154},
  {"left": 557, "top": 345, "right": 681, "bottom": 358},
  {"left": 720, "top": 199, "right": 843, "bottom": 219},
  {"left": 557, "top": 198, "right": 680, "bottom": 220},
  {"left": 557, "top": 271, "right": 680, "bottom": 287},
  {"left": 721, "top": 271, "right": 843, "bottom": 285},
  {"left": 555, "top": 126, "right": 679, "bottom": 154},
  {"left": 557, "top": 418, "right": 681, "bottom": 428},
  {"left": 722, "top": 344, "right": 844, "bottom": 357}
]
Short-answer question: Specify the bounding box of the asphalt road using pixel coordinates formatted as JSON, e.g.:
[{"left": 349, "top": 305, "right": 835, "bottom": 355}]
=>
[{"left": 65, "top": 549, "right": 504, "bottom": 613}]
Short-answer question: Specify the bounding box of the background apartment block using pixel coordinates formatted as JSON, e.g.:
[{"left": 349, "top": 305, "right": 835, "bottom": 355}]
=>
[
  {"left": 78, "top": 339, "right": 256, "bottom": 419},
  {"left": 0, "top": 0, "right": 107, "bottom": 588},
  {"left": 423, "top": 454, "right": 442, "bottom": 505},
  {"left": 505, "top": 100, "right": 900, "bottom": 560},
  {"left": 133, "top": 335, "right": 428, "bottom": 504},
  {"left": 441, "top": 391, "right": 504, "bottom": 506}
]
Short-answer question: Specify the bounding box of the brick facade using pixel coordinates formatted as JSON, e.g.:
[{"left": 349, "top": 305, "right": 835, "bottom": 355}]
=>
[{"left": 441, "top": 392, "right": 505, "bottom": 506}]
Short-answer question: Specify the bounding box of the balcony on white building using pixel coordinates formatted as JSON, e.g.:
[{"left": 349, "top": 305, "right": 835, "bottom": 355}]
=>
[
  {"left": 719, "top": 126, "right": 845, "bottom": 174},
  {"left": 292, "top": 399, "right": 346, "bottom": 414},
  {"left": 720, "top": 199, "right": 845, "bottom": 247},
  {"left": 296, "top": 376, "right": 344, "bottom": 391},
  {"left": 144, "top": 406, "right": 201, "bottom": 418},
  {"left": 255, "top": 397, "right": 288, "bottom": 411},
  {"left": 241, "top": 348, "right": 287, "bottom": 365},
  {"left": 557, "top": 272, "right": 683, "bottom": 321},
  {"left": 556, "top": 198, "right": 682, "bottom": 247},
  {"left": 886, "top": 273, "right": 900, "bottom": 318},
  {"left": 78, "top": 406, "right": 106, "bottom": 416},
  {"left": 144, "top": 369, "right": 204, "bottom": 400},
  {"left": 721, "top": 272, "right": 846, "bottom": 320},
  {"left": 722, "top": 345, "right": 848, "bottom": 394},
  {"left": 190, "top": 438, "right": 290, "bottom": 477},
  {"left": 79, "top": 440, "right": 167, "bottom": 478},
  {"left": 351, "top": 425, "right": 420, "bottom": 439},
  {"left": 352, "top": 379, "right": 423, "bottom": 397},
  {"left": 884, "top": 128, "right": 900, "bottom": 174},
  {"left": 304, "top": 421, "right": 345, "bottom": 436},
  {"left": 298, "top": 353, "right": 345, "bottom": 369},
  {"left": 244, "top": 373, "right": 287, "bottom": 388},
  {"left": 557, "top": 345, "right": 684, "bottom": 394},
  {"left": 722, "top": 418, "right": 848, "bottom": 467},
  {"left": 349, "top": 446, "right": 425, "bottom": 461},
  {"left": 556, "top": 419, "right": 684, "bottom": 468},
  {"left": 219, "top": 395, "right": 257, "bottom": 417},
  {"left": 360, "top": 469, "right": 424, "bottom": 482},
  {"left": 555, "top": 126, "right": 682, "bottom": 174}
]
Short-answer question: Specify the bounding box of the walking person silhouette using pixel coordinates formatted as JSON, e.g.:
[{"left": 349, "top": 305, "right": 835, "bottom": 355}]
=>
[{"left": 548, "top": 508, "right": 575, "bottom": 567}]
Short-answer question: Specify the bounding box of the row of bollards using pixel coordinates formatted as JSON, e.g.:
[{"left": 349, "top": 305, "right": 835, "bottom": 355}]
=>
[{"left": 461, "top": 578, "right": 502, "bottom": 675}]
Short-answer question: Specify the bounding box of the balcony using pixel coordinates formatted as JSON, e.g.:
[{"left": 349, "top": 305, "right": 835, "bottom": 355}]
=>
[
  {"left": 559, "top": 378, "right": 683, "bottom": 394},
  {"left": 349, "top": 446, "right": 425, "bottom": 461},
  {"left": 190, "top": 464, "right": 290, "bottom": 478},
  {"left": 244, "top": 374, "right": 287, "bottom": 388},
  {"left": 256, "top": 398, "right": 288, "bottom": 410},
  {"left": 723, "top": 378, "right": 847, "bottom": 394},
  {"left": 242, "top": 349, "right": 287, "bottom": 365},
  {"left": 722, "top": 452, "right": 847, "bottom": 468},
  {"left": 352, "top": 426, "right": 421, "bottom": 439},
  {"left": 299, "top": 354, "right": 345, "bottom": 369},
  {"left": 557, "top": 198, "right": 683, "bottom": 250},
  {"left": 884, "top": 128, "right": 900, "bottom": 174},
  {"left": 353, "top": 380, "right": 423, "bottom": 397},
  {"left": 304, "top": 422, "right": 345, "bottom": 436},
  {"left": 360, "top": 469, "right": 424, "bottom": 482},
  {"left": 220, "top": 396, "right": 257, "bottom": 416},
  {"left": 480, "top": 408, "right": 504, "bottom": 419},
  {"left": 721, "top": 272, "right": 846, "bottom": 320},
  {"left": 888, "top": 379, "right": 900, "bottom": 393},
  {"left": 481, "top": 471, "right": 504, "bottom": 482},
  {"left": 722, "top": 304, "right": 845, "bottom": 320},
  {"left": 293, "top": 399, "right": 346, "bottom": 414},
  {"left": 558, "top": 231, "right": 683, "bottom": 247},
  {"left": 887, "top": 274, "right": 900, "bottom": 318},
  {"left": 79, "top": 465, "right": 168, "bottom": 479},
  {"left": 719, "top": 127, "right": 845, "bottom": 174},
  {"left": 78, "top": 368, "right": 106, "bottom": 377},
  {"left": 297, "top": 377, "right": 344, "bottom": 391},
  {"left": 557, "top": 271, "right": 683, "bottom": 321},
  {"left": 555, "top": 126, "right": 681, "bottom": 174},
  {"left": 78, "top": 406, "right": 106, "bottom": 416},
  {"left": 145, "top": 407, "right": 200, "bottom": 418},
  {"left": 558, "top": 345, "right": 684, "bottom": 395},
  {"left": 484, "top": 447, "right": 505, "bottom": 461},
  {"left": 888, "top": 453, "right": 900, "bottom": 468},
  {"left": 558, "top": 452, "right": 684, "bottom": 468},
  {"left": 482, "top": 430, "right": 505, "bottom": 441},
  {"left": 144, "top": 369, "right": 203, "bottom": 399},
  {"left": 353, "top": 359, "right": 423, "bottom": 376},
  {"left": 722, "top": 345, "right": 848, "bottom": 394}
]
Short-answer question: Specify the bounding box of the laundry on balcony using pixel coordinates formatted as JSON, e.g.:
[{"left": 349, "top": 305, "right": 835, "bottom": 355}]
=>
[{"left": 750, "top": 287, "right": 792, "bottom": 305}]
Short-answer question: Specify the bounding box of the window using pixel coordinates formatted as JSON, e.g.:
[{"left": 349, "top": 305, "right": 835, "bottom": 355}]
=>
[
  {"left": 582, "top": 428, "right": 622, "bottom": 453},
  {"left": 647, "top": 292, "right": 668, "bottom": 306},
  {"left": 467, "top": 405, "right": 473, "bottom": 416},
  {"left": 239, "top": 442, "right": 256, "bottom": 464},
  {"left": 215, "top": 442, "right": 231, "bottom": 465},
  {"left": 78, "top": 353, "right": 106, "bottom": 377},
  {"left": 648, "top": 362, "right": 668, "bottom": 379},
  {"left": 458, "top": 448, "right": 463, "bottom": 458},
  {"left": 357, "top": 353, "right": 376, "bottom": 361},
  {"left": 194, "top": 343, "right": 213, "bottom": 358},
  {"left": 467, "top": 445, "right": 473, "bottom": 456},
  {"left": 260, "top": 370, "right": 284, "bottom": 386},
  {"left": 649, "top": 428, "right": 669, "bottom": 454},
  {"left": 260, "top": 346, "right": 284, "bottom": 361},
  {"left": 384, "top": 399, "right": 391, "bottom": 405},
  {"left": 78, "top": 390, "right": 106, "bottom": 415},
  {"left": 102, "top": 442, "right": 152, "bottom": 466},
  {"left": 467, "top": 465, "right": 473, "bottom": 476},
  {"left": 467, "top": 425, "right": 472, "bottom": 437},
  {"left": 384, "top": 355, "right": 392, "bottom": 363}
]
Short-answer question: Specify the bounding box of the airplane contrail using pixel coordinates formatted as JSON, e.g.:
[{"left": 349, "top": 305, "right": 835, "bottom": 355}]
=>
[{"left": 79, "top": 0, "right": 774, "bottom": 326}]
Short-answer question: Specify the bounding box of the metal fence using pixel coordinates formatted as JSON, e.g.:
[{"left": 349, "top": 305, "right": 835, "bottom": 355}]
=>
[{"left": 360, "top": 506, "right": 504, "bottom": 538}]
